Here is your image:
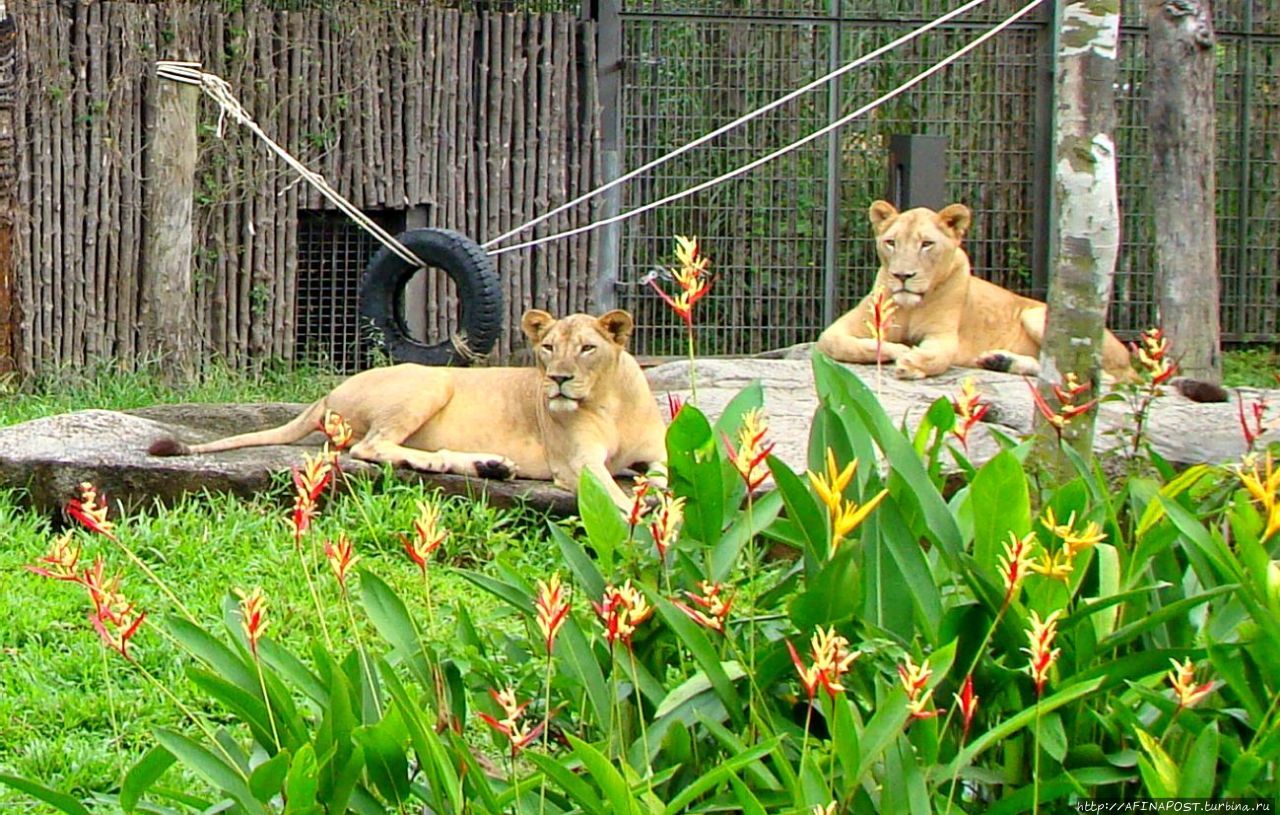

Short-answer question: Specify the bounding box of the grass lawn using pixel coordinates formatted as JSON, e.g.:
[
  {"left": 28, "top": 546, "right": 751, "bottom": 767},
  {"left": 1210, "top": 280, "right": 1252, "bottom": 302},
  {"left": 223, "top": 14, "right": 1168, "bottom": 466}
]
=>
[{"left": 0, "top": 363, "right": 560, "bottom": 811}]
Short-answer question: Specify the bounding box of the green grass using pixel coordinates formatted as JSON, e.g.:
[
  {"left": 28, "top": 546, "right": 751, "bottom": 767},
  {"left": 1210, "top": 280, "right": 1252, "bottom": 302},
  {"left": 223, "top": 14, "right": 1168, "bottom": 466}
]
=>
[
  {"left": 1223, "top": 345, "right": 1280, "bottom": 388},
  {"left": 0, "top": 364, "right": 558, "bottom": 811}
]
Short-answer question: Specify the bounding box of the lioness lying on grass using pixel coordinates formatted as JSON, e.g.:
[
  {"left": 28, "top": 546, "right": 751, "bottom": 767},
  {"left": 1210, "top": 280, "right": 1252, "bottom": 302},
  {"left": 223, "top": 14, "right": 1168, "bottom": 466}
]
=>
[{"left": 150, "top": 309, "right": 668, "bottom": 511}]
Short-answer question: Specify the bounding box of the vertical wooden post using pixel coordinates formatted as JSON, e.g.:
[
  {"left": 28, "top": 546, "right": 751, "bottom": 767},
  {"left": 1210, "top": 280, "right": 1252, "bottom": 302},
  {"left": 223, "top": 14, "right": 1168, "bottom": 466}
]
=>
[
  {"left": 1034, "top": 1, "right": 1121, "bottom": 470},
  {"left": 140, "top": 61, "right": 200, "bottom": 381},
  {"left": 1147, "top": 0, "right": 1221, "bottom": 382},
  {"left": 0, "top": 12, "right": 17, "bottom": 375}
]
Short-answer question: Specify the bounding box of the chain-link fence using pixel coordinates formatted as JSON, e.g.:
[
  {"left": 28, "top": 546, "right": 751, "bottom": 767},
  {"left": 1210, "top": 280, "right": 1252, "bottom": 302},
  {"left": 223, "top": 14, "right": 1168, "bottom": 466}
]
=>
[{"left": 603, "top": 0, "right": 1280, "bottom": 355}]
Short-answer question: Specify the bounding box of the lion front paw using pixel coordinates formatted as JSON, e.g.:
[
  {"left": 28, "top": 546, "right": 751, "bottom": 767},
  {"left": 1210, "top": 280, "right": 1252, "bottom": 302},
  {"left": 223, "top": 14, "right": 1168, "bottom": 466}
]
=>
[
  {"left": 893, "top": 359, "right": 928, "bottom": 380},
  {"left": 975, "top": 351, "right": 1015, "bottom": 373},
  {"left": 474, "top": 457, "right": 517, "bottom": 480}
]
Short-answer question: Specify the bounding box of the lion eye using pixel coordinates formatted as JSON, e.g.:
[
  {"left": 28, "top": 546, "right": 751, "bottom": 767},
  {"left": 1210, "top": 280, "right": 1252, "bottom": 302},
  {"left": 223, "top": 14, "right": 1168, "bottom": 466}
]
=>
[
  {"left": 921, "top": 240, "right": 934, "bottom": 250},
  {"left": 540, "top": 343, "right": 554, "bottom": 353},
  {"left": 884, "top": 239, "right": 896, "bottom": 250},
  {"left": 580, "top": 345, "right": 597, "bottom": 355}
]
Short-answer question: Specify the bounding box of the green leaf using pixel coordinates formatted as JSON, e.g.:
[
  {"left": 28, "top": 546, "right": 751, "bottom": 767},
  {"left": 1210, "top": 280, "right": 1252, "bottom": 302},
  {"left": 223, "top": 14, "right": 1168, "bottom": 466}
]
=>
[
  {"left": 186, "top": 667, "right": 277, "bottom": 750},
  {"left": 661, "top": 738, "right": 779, "bottom": 815},
  {"left": 555, "top": 617, "right": 611, "bottom": 728},
  {"left": 971, "top": 450, "right": 1030, "bottom": 572},
  {"left": 767, "top": 454, "right": 827, "bottom": 562},
  {"left": 259, "top": 639, "right": 328, "bottom": 707},
  {"left": 354, "top": 708, "right": 411, "bottom": 807},
  {"left": 1038, "top": 712, "right": 1068, "bottom": 762},
  {"left": 711, "top": 489, "right": 784, "bottom": 582},
  {"left": 1158, "top": 496, "right": 1241, "bottom": 583},
  {"left": 579, "top": 468, "right": 629, "bottom": 572},
  {"left": 249, "top": 749, "right": 291, "bottom": 804},
  {"left": 667, "top": 403, "right": 726, "bottom": 546},
  {"left": 381, "top": 666, "right": 463, "bottom": 815},
  {"left": 525, "top": 751, "right": 607, "bottom": 815},
  {"left": 1135, "top": 727, "right": 1179, "bottom": 798},
  {"left": 551, "top": 522, "right": 606, "bottom": 601},
  {"left": 283, "top": 744, "right": 323, "bottom": 815},
  {"left": 1097, "top": 585, "right": 1235, "bottom": 654},
  {"left": 1178, "top": 721, "right": 1220, "bottom": 798},
  {"left": 121, "top": 745, "right": 176, "bottom": 812},
  {"left": 567, "top": 735, "right": 638, "bottom": 815},
  {"left": 165, "top": 616, "right": 257, "bottom": 691},
  {"left": 875, "top": 498, "right": 941, "bottom": 644},
  {"left": 153, "top": 728, "right": 266, "bottom": 815},
  {"left": 789, "top": 542, "right": 859, "bottom": 629},
  {"left": 812, "top": 353, "right": 963, "bottom": 568},
  {"left": 358, "top": 569, "right": 431, "bottom": 686},
  {"left": 0, "top": 774, "right": 92, "bottom": 815}
]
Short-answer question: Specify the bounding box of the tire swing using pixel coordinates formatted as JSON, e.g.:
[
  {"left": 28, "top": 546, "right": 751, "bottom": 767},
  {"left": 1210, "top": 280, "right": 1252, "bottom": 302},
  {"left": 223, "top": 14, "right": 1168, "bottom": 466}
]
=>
[{"left": 359, "top": 228, "right": 504, "bottom": 367}]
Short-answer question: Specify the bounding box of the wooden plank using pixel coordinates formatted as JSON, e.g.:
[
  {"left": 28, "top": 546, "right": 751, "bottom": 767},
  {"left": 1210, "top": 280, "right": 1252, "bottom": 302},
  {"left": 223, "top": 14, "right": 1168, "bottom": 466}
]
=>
[{"left": 533, "top": 12, "right": 552, "bottom": 316}]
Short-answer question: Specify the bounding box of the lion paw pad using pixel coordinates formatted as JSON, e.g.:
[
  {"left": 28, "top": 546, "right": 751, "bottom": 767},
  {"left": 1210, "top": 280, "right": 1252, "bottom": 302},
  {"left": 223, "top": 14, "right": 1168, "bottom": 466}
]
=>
[
  {"left": 977, "top": 353, "right": 1014, "bottom": 373},
  {"left": 475, "top": 459, "right": 516, "bottom": 480}
]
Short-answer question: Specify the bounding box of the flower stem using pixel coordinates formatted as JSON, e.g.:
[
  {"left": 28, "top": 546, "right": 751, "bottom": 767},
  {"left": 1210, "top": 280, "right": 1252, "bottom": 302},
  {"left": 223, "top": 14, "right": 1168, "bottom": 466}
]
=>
[
  {"left": 254, "top": 654, "right": 281, "bottom": 750},
  {"left": 341, "top": 587, "right": 384, "bottom": 720},
  {"left": 296, "top": 533, "right": 333, "bottom": 650},
  {"left": 1032, "top": 695, "right": 1043, "bottom": 815},
  {"left": 629, "top": 647, "right": 653, "bottom": 781},
  {"left": 686, "top": 324, "right": 698, "bottom": 404}
]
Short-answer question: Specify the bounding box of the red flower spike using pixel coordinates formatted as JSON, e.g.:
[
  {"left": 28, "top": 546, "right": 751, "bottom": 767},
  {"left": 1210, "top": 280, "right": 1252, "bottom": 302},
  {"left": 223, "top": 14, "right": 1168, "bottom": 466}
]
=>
[
  {"left": 324, "top": 534, "right": 360, "bottom": 591},
  {"left": 954, "top": 674, "right": 979, "bottom": 739},
  {"left": 67, "top": 482, "right": 117, "bottom": 540},
  {"left": 673, "top": 581, "right": 734, "bottom": 633},
  {"left": 26, "top": 532, "right": 83, "bottom": 582},
  {"left": 534, "top": 573, "right": 571, "bottom": 653},
  {"left": 91, "top": 607, "right": 146, "bottom": 661}
]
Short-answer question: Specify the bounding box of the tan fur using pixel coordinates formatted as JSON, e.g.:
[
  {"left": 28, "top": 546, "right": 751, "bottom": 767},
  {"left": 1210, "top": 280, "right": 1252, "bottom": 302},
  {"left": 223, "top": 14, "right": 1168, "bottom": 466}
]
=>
[
  {"left": 151, "top": 310, "right": 667, "bottom": 510},
  {"left": 817, "top": 201, "right": 1134, "bottom": 381}
]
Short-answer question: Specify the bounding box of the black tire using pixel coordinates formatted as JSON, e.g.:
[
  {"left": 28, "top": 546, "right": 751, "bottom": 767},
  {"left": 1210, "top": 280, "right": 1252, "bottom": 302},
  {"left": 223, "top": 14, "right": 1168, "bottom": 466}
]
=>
[{"left": 359, "top": 228, "right": 504, "bottom": 367}]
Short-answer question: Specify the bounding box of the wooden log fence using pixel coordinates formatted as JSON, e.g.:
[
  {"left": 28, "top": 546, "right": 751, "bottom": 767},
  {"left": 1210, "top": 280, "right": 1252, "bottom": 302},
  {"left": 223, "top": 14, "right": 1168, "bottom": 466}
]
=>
[{"left": 1, "top": 1, "right": 601, "bottom": 377}]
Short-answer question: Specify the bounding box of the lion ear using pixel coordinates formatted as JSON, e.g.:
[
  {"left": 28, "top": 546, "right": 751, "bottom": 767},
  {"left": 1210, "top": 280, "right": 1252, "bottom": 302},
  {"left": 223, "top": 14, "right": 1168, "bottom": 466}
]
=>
[
  {"left": 521, "top": 309, "right": 556, "bottom": 343},
  {"left": 869, "top": 200, "right": 899, "bottom": 233},
  {"left": 597, "top": 309, "right": 634, "bottom": 347},
  {"left": 937, "top": 204, "right": 972, "bottom": 239}
]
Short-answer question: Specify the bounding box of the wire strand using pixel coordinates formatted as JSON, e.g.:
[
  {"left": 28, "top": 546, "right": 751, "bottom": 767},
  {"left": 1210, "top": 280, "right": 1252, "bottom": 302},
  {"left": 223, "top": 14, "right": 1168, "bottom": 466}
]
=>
[
  {"left": 482, "top": 0, "right": 995, "bottom": 250},
  {"left": 488, "top": 0, "right": 1043, "bottom": 257}
]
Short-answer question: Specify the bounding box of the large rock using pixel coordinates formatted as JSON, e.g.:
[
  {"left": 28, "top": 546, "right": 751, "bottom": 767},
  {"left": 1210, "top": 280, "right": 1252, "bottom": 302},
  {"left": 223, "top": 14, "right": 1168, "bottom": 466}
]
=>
[
  {"left": 0, "top": 404, "right": 577, "bottom": 516},
  {"left": 0, "top": 354, "right": 1268, "bottom": 517},
  {"left": 644, "top": 350, "right": 1271, "bottom": 472}
]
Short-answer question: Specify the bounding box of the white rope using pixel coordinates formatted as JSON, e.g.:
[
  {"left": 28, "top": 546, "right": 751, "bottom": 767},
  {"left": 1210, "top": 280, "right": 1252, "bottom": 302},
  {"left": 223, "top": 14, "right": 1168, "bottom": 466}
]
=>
[
  {"left": 155, "top": 61, "right": 423, "bottom": 268},
  {"left": 483, "top": 0, "right": 996, "bottom": 250},
  {"left": 488, "top": 0, "right": 1043, "bottom": 257}
]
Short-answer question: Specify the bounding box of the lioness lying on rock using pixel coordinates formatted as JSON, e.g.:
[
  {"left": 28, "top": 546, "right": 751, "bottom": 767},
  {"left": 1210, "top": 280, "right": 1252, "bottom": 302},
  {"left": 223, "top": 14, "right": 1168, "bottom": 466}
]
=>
[
  {"left": 818, "top": 200, "right": 1138, "bottom": 381},
  {"left": 150, "top": 309, "right": 668, "bottom": 511},
  {"left": 817, "top": 200, "right": 1227, "bottom": 402}
]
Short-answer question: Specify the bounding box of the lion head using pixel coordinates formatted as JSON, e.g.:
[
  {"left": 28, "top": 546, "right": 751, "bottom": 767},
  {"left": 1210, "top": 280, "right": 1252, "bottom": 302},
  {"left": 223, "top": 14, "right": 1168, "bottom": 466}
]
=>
[
  {"left": 520, "top": 309, "right": 634, "bottom": 414},
  {"left": 868, "top": 200, "right": 972, "bottom": 307}
]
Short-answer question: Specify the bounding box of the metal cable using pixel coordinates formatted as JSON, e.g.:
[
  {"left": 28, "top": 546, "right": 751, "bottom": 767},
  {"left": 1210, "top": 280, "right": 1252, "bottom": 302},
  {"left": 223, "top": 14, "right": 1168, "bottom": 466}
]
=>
[
  {"left": 488, "top": 0, "right": 1043, "bottom": 257},
  {"left": 482, "top": 0, "right": 997, "bottom": 250}
]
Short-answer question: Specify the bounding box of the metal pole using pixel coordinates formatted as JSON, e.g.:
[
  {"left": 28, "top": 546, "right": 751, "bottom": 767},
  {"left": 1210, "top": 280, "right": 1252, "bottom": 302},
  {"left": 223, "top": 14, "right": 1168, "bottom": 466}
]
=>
[
  {"left": 593, "top": 0, "right": 623, "bottom": 314},
  {"left": 822, "top": 0, "right": 842, "bottom": 328},
  {"left": 1235, "top": 1, "right": 1254, "bottom": 339},
  {"left": 1029, "top": 0, "right": 1057, "bottom": 300}
]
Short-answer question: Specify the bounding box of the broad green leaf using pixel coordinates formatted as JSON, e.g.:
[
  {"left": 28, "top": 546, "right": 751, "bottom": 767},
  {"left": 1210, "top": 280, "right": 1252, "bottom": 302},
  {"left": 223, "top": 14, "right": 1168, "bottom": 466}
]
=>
[
  {"left": 876, "top": 498, "right": 941, "bottom": 644},
  {"left": 121, "top": 745, "right": 176, "bottom": 812},
  {"left": 652, "top": 662, "right": 746, "bottom": 720},
  {"left": 1178, "top": 721, "right": 1220, "bottom": 798},
  {"left": 854, "top": 688, "right": 912, "bottom": 786},
  {"left": 525, "top": 751, "right": 607, "bottom": 815},
  {"left": 249, "top": 749, "right": 291, "bottom": 804},
  {"left": 578, "top": 468, "right": 628, "bottom": 572},
  {"left": 767, "top": 454, "right": 827, "bottom": 563},
  {"left": 860, "top": 510, "right": 913, "bottom": 639},
  {"left": 1137, "top": 464, "right": 1212, "bottom": 537},
  {"left": 812, "top": 352, "right": 964, "bottom": 568},
  {"left": 661, "top": 739, "right": 778, "bottom": 815},
  {"left": 1097, "top": 585, "right": 1234, "bottom": 654},
  {"left": 0, "top": 774, "right": 92, "bottom": 815},
  {"left": 152, "top": 729, "right": 266, "bottom": 815},
  {"left": 284, "top": 744, "right": 323, "bottom": 815},
  {"left": 555, "top": 617, "right": 611, "bottom": 728},
  {"left": 714, "top": 380, "right": 765, "bottom": 515},
  {"left": 1158, "top": 496, "right": 1240, "bottom": 583},
  {"left": 711, "top": 489, "right": 784, "bottom": 583},
  {"left": 984, "top": 767, "right": 1131, "bottom": 815},
  {"left": 789, "top": 542, "right": 859, "bottom": 629},
  {"left": 971, "top": 450, "right": 1030, "bottom": 572},
  {"left": 354, "top": 708, "right": 411, "bottom": 808},
  {"left": 726, "top": 773, "right": 768, "bottom": 815},
  {"left": 1135, "top": 728, "right": 1179, "bottom": 798},
  {"left": 381, "top": 666, "right": 463, "bottom": 815},
  {"left": 1038, "top": 712, "right": 1068, "bottom": 763},
  {"left": 1090, "top": 543, "right": 1122, "bottom": 640},
  {"left": 567, "top": 735, "right": 639, "bottom": 815},
  {"left": 165, "top": 616, "right": 257, "bottom": 691},
  {"left": 551, "top": 522, "right": 606, "bottom": 601},
  {"left": 456, "top": 569, "right": 534, "bottom": 615},
  {"left": 359, "top": 569, "right": 431, "bottom": 686},
  {"left": 185, "top": 667, "right": 277, "bottom": 751},
  {"left": 666, "top": 403, "right": 725, "bottom": 546},
  {"left": 259, "top": 639, "right": 328, "bottom": 707}
]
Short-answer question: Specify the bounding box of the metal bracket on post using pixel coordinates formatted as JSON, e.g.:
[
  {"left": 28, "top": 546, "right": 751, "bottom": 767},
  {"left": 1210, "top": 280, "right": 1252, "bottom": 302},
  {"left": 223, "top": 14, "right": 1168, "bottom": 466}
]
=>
[{"left": 886, "top": 134, "right": 947, "bottom": 211}]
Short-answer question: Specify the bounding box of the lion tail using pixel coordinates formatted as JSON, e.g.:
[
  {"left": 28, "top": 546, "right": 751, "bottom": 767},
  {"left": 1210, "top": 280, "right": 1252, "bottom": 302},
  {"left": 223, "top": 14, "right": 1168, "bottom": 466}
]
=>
[{"left": 148, "top": 399, "right": 329, "bottom": 457}]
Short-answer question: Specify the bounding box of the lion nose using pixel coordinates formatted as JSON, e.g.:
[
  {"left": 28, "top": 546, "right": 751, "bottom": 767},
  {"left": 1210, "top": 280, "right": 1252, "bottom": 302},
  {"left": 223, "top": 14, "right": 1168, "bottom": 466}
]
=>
[
  {"left": 549, "top": 374, "right": 573, "bottom": 386},
  {"left": 893, "top": 270, "right": 916, "bottom": 282}
]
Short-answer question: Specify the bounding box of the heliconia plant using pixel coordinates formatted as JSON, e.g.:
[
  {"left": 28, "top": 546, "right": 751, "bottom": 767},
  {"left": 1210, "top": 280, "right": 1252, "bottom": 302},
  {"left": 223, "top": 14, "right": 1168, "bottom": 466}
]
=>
[{"left": 5, "top": 351, "right": 1279, "bottom": 814}]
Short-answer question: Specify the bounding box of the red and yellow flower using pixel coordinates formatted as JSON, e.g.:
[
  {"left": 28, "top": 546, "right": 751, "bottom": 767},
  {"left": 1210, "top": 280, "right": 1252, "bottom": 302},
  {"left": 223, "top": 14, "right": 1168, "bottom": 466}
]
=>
[
  {"left": 1167, "top": 657, "right": 1215, "bottom": 710},
  {"left": 725, "top": 408, "right": 774, "bottom": 492},
  {"left": 1131, "top": 327, "right": 1177, "bottom": 388},
  {"left": 954, "top": 674, "right": 979, "bottom": 739},
  {"left": 404, "top": 498, "right": 448, "bottom": 572},
  {"left": 1236, "top": 452, "right": 1280, "bottom": 541},
  {"left": 673, "top": 581, "right": 734, "bottom": 633},
  {"left": 593, "top": 580, "right": 653, "bottom": 648},
  {"left": 787, "top": 625, "right": 858, "bottom": 700},
  {"left": 324, "top": 534, "right": 360, "bottom": 591},
  {"left": 648, "top": 492, "right": 685, "bottom": 562},
  {"left": 237, "top": 586, "right": 269, "bottom": 657},
  {"left": 1028, "top": 373, "right": 1098, "bottom": 435},
  {"left": 319, "top": 409, "right": 355, "bottom": 451},
  {"left": 951, "top": 377, "right": 990, "bottom": 451},
  {"left": 478, "top": 687, "right": 546, "bottom": 757},
  {"left": 26, "top": 531, "right": 82, "bottom": 582},
  {"left": 898, "top": 654, "right": 941, "bottom": 720},
  {"left": 67, "top": 482, "right": 116, "bottom": 540},
  {"left": 534, "top": 573, "right": 571, "bottom": 653},
  {"left": 865, "top": 284, "right": 897, "bottom": 361},
  {"left": 1024, "top": 609, "right": 1062, "bottom": 696},
  {"left": 648, "top": 235, "right": 713, "bottom": 328},
  {"left": 998, "top": 530, "right": 1037, "bottom": 604}
]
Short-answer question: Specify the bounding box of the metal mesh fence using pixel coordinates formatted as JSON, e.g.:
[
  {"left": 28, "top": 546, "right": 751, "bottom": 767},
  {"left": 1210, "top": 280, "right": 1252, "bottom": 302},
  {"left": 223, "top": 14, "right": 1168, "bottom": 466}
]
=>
[{"left": 611, "top": 0, "right": 1280, "bottom": 355}]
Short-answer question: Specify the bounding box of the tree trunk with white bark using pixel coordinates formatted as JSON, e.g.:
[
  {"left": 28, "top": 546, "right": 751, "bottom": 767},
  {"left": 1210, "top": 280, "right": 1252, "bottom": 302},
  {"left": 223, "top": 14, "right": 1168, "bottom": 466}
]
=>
[{"left": 1034, "top": 1, "right": 1122, "bottom": 471}]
